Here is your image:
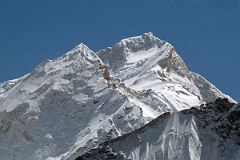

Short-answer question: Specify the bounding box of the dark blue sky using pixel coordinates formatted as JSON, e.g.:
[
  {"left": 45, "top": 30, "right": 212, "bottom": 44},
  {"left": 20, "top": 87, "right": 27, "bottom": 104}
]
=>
[{"left": 0, "top": 0, "right": 239, "bottom": 101}]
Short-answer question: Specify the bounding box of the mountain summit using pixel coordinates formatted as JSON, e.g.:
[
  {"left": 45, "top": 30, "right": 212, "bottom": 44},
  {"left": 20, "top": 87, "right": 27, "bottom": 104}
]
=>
[
  {"left": 98, "top": 33, "right": 234, "bottom": 108},
  {"left": 0, "top": 33, "right": 235, "bottom": 160}
]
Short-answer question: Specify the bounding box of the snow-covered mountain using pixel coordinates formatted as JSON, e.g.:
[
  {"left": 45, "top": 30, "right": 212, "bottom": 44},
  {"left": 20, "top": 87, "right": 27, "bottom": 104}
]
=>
[
  {"left": 78, "top": 98, "right": 240, "bottom": 160},
  {"left": 0, "top": 33, "right": 235, "bottom": 160}
]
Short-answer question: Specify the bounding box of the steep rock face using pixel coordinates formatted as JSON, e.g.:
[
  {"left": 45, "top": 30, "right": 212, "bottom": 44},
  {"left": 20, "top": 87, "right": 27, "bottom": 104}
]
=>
[
  {"left": 78, "top": 99, "right": 240, "bottom": 160},
  {"left": 0, "top": 33, "right": 235, "bottom": 160}
]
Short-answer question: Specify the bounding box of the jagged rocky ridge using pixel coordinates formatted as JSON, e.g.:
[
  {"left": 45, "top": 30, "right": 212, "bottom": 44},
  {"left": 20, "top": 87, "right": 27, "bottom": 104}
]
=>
[
  {"left": 77, "top": 98, "right": 240, "bottom": 160},
  {"left": 0, "top": 33, "right": 235, "bottom": 160}
]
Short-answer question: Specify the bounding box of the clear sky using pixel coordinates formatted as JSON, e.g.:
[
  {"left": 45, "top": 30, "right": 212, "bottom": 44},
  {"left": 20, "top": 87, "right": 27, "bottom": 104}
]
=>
[{"left": 0, "top": 0, "right": 239, "bottom": 101}]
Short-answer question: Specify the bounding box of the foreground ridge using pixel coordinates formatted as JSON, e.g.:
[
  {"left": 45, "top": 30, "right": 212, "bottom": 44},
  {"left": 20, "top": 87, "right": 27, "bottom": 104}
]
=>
[{"left": 77, "top": 98, "right": 240, "bottom": 160}]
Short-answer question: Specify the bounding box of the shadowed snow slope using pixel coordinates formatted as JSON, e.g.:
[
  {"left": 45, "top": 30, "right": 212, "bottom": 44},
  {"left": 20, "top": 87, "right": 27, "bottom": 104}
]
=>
[{"left": 0, "top": 33, "right": 235, "bottom": 160}]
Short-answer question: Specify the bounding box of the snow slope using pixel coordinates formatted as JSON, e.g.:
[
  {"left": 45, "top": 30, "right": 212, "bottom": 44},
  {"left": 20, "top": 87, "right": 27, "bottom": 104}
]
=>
[
  {"left": 0, "top": 33, "right": 235, "bottom": 160},
  {"left": 78, "top": 98, "right": 240, "bottom": 160}
]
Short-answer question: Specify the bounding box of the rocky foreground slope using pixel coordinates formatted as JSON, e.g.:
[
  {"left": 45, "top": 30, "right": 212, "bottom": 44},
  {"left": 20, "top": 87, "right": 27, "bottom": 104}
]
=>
[
  {"left": 0, "top": 33, "right": 235, "bottom": 160},
  {"left": 77, "top": 98, "right": 240, "bottom": 160}
]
